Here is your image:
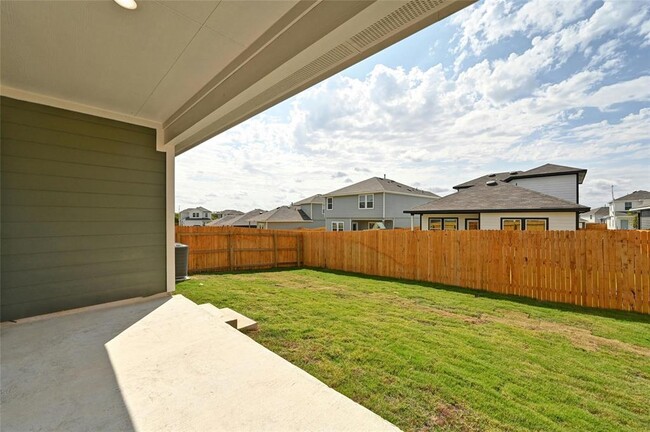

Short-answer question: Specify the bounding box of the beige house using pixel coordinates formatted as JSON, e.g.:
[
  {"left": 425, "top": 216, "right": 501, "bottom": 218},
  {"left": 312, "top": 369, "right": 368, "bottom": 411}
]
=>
[{"left": 407, "top": 164, "right": 590, "bottom": 231}]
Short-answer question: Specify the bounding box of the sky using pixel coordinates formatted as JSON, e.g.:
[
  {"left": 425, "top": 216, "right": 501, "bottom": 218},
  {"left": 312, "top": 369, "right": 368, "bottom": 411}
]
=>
[{"left": 176, "top": 0, "right": 650, "bottom": 212}]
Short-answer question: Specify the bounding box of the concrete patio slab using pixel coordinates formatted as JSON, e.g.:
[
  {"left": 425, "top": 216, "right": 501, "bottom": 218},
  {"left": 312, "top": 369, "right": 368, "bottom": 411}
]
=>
[{"left": 1, "top": 294, "right": 399, "bottom": 432}]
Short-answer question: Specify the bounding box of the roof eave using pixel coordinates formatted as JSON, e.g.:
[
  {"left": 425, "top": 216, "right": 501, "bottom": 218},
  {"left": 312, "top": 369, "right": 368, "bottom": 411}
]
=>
[{"left": 406, "top": 207, "right": 589, "bottom": 214}]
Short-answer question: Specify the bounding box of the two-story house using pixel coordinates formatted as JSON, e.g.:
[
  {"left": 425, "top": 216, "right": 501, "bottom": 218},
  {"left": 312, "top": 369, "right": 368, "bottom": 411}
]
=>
[
  {"left": 406, "top": 164, "right": 590, "bottom": 231},
  {"left": 323, "top": 177, "right": 438, "bottom": 231},
  {"left": 179, "top": 206, "right": 212, "bottom": 226},
  {"left": 604, "top": 190, "right": 650, "bottom": 230},
  {"left": 292, "top": 194, "right": 326, "bottom": 228}
]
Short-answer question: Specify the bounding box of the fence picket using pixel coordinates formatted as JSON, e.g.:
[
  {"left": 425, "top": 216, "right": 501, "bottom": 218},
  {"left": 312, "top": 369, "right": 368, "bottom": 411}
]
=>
[{"left": 176, "top": 227, "right": 649, "bottom": 313}]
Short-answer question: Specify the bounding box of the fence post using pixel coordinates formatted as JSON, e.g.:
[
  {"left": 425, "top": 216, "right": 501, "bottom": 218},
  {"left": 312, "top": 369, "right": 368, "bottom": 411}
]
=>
[
  {"left": 228, "top": 233, "right": 234, "bottom": 271},
  {"left": 273, "top": 232, "right": 278, "bottom": 268}
]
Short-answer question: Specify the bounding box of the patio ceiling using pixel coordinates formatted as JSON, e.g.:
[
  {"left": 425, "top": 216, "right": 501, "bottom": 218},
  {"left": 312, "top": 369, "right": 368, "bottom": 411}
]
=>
[{"left": 0, "top": 0, "right": 474, "bottom": 154}]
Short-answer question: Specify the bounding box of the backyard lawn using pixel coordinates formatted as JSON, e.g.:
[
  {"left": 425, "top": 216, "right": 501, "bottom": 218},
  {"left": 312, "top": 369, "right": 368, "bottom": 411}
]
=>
[{"left": 176, "top": 269, "right": 650, "bottom": 432}]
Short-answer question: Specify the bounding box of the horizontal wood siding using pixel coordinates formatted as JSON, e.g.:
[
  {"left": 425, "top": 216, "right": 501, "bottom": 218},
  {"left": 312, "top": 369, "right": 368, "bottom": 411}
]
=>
[
  {"left": 1, "top": 97, "right": 166, "bottom": 320},
  {"left": 510, "top": 175, "right": 577, "bottom": 203}
]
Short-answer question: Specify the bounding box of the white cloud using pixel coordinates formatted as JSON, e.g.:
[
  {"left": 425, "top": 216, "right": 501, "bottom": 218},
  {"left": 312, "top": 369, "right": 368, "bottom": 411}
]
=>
[
  {"left": 176, "top": 0, "right": 650, "bottom": 212},
  {"left": 452, "top": 0, "right": 595, "bottom": 56}
]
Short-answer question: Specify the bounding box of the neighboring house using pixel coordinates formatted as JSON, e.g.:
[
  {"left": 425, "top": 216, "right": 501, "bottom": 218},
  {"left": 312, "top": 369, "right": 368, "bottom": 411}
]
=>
[
  {"left": 179, "top": 207, "right": 212, "bottom": 226},
  {"left": 604, "top": 190, "right": 650, "bottom": 230},
  {"left": 580, "top": 206, "right": 609, "bottom": 227},
  {"left": 292, "top": 194, "right": 326, "bottom": 228},
  {"left": 214, "top": 209, "right": 244, "bottom": 219},
  {"left": 407, "top": 163, "right": 590, "bottom": 231},
  {"left": 255, "top": 206, "right": 314, "bottom": 230},
  {"left": 207, "top": 209, "right": 266, "bottom": 228},
  {"left": 628, "top": 206, "right": 650, "bottom": 230},
  {"left": 454, "top": 163, "right": 587, "bottom": 203},
  {"left": 407, "top": 181, "right": 590, "bottom": 231},
  {"left": 323, "top": 177, "right": 439, "bottom": 231}
]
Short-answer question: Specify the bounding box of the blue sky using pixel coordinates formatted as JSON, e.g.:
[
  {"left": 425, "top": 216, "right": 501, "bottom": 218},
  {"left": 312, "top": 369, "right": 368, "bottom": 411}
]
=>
[{"left": 177, "top": 0, "right": 650, "bottom": 212}]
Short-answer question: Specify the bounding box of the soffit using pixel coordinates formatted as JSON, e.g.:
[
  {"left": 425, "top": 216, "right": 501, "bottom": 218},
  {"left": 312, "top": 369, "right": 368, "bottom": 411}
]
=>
[{"left": 0, "top": 0, "right": 475, "bottom": 152}]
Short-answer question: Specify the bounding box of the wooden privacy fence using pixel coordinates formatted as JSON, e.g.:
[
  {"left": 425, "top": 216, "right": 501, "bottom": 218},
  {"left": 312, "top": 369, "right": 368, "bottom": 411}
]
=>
[
  {"left": 176, "top": 227, "right": 649, "bottom": 314},
  {"left": 302, "top": 230, "right": 650, "bottom": 314},
  {"left": 175, "top": 226, "right": 302, "bottom": 272}
]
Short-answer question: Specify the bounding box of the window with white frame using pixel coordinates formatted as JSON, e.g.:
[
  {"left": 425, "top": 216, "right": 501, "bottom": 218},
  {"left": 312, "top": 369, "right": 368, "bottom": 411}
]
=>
[
  {"left": 331, "top": 221, "right": 344, "bottom": 231},
  {"left": 358, "top": 194, "right": 374, "bottom": 209},
  {"left": 192, "top": 212, "right": 199, "bottom": 218},
  {"left": 625, "top": 201, "right": 632, "bottom": 210},
  {"left": 327, "top": 197, "right": 333, "bottom": 210}
]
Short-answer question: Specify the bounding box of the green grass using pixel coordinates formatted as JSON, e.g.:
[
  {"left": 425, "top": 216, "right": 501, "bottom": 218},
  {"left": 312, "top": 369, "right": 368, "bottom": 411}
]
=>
[{"left": 176, "top": 269, "right": 650, "bottom": 432}]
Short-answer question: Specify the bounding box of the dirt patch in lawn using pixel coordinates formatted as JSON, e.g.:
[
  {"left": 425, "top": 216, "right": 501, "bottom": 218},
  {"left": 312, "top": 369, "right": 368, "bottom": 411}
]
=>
[
  {"left": 419, "top": 402, "right": 482, "bottom": 432},
  {"left": 426, "top": 307, "right": 650, "bottom": 357}
]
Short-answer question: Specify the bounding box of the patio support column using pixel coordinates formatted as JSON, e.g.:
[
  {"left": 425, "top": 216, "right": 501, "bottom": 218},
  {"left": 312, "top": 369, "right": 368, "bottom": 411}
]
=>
[{"left": 166, "top": 148, "right": 176, "bottom": 292}]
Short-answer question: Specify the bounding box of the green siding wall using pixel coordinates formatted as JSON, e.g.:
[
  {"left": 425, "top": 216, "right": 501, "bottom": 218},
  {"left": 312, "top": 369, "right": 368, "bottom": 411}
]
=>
[{"left": 1, "top": 97, "right": 166, "bottom": 321}]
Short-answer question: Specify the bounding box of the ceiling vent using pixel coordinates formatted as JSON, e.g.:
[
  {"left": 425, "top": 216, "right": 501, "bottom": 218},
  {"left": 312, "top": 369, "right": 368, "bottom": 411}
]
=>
[
  {"left": 350, "top": 0, "right": 444, "bottom": 50},
  {"left": 199, "top": 0, "right": 446, "bottom": 145},
  {"left": 486, "top": 180, "right": 498, "bottom": 186}
]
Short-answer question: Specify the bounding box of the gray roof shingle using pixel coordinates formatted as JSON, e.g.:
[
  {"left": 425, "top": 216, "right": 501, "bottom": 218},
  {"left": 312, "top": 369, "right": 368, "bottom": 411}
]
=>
[
  {"left": 407, "top": 181, "right": 590, "bottom": 213},
  {"left": 293, "top": 194, "right": 326, "bottom": 205},
  {"left": 325, "top": 177, "right": 438, "bottom": 198},
  {"left": 614, "top": 190, "right": 650, "bottom": 201},
  {"left": 453, "top": 163, "right": 587, "bottom": 190},
  {"left": 255, "top": 206, "right": 312, "bottom": 223},
  {"left": 207, "top": 209, "right": 266, "bottom": 226}
]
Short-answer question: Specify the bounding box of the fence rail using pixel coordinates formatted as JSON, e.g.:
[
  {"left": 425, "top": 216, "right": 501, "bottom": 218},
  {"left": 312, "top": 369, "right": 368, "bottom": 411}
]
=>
[{"left": 176, "top": 227, "right": 649, "bottom": 314}]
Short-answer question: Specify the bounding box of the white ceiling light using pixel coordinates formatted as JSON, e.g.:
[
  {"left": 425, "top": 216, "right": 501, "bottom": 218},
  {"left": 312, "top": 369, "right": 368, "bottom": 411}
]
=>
[{"left": 114, "top": 0, "right": 137, "bottom": 10}]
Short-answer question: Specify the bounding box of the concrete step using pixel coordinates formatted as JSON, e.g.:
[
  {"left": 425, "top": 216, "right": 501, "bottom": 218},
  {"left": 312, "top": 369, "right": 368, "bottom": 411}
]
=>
[
  {"left": 198, "top": 303, "right": 237, "bottom": 328},
  {"left": 219, "top": 308, "right": 258, "bottom": 332},
  {"left": 198, "top": 303, "right": 257, "bottom": 332}
]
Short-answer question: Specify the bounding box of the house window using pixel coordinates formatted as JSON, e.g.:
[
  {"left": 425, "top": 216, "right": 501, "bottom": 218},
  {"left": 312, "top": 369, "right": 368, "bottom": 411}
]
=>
[
  {"left": 501, "top": 219, "right": 522, "bottom": 230},
  {"left": 352, "top": 222, "right": 359, "bottom": 231},
  {"left": 428, "top": 218, "right": 442, "bottom": 230},
  {"left": 327, "top": 197, "right": 333, "bottom": 210},
  {"left": 192, "top": 212, "right": 199, "bottom": 218},
  {"left": 625, "top": 202, "right": 632, "bottom": 210},
  {"left": 428, "top": 218, "right": 458, "bottom": 230},
  {"left": 358, "top": 194, "right": 374, "bottom": 209},
  {"left": 331, "top": 221, "right": 344, "bottom": 231},
  {"left": 525, "top": 219, "right": 547, "bottom": 231},
  {"left": 444, "top": 218, "right": 458, "bottom": 230},
  {"left": 204, "top": 212, "right": 210, "bottom": 217},
  {"left": 465, "top": 219, "right": 480, "bottom": 230}
]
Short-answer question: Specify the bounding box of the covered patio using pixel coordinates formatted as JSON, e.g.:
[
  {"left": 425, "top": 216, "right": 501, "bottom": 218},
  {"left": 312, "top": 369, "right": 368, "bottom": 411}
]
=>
[
  {"left": 1, "top": 294, "right": 399, "bottom": 431},
  {"left": 1, "top": 0, "right": 474, "bottom": 429}
]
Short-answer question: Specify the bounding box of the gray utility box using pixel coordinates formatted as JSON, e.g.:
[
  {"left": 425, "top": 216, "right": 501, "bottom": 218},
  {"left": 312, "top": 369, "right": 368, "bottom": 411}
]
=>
[{"left": 175, "top": 243, "right": 189, "bottom": 281}]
